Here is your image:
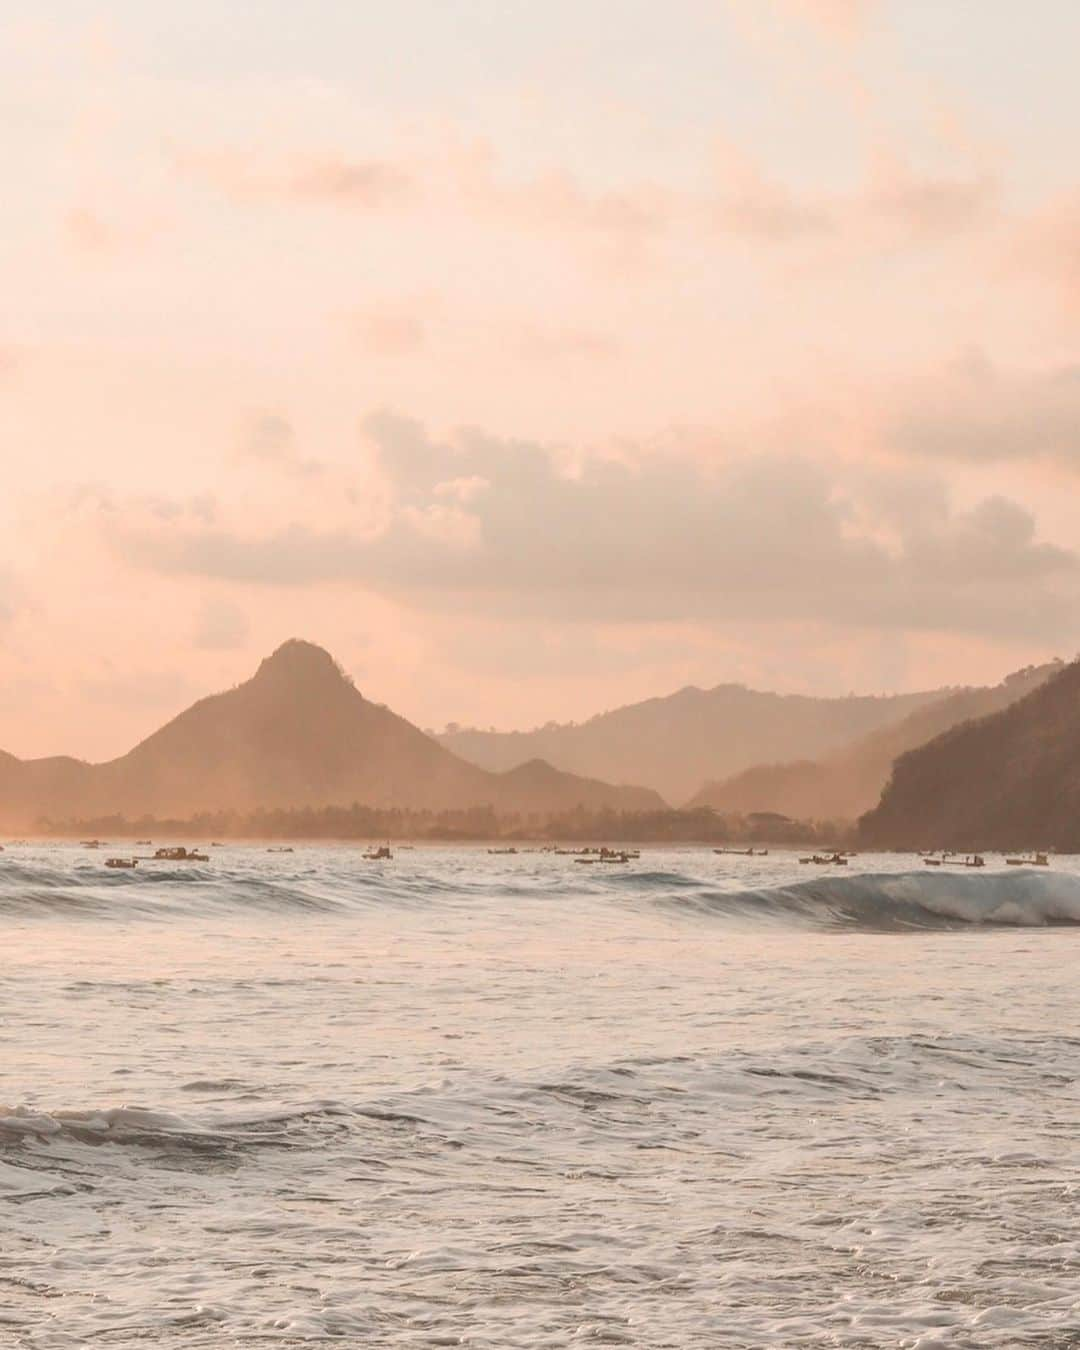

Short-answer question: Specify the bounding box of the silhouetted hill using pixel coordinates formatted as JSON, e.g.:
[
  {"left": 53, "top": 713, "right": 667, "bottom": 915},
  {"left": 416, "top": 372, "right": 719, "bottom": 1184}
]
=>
[
  {"left": 859, "top": 659, "right": 1080, "bottom": 851},
  {"left": 688, "top": 663, "right": 1061, "bottom": 821},
  {"left": 0, "top": 641, "right": 662, "bottom": 828},
  {"left": 439, "top": 683, "right": 944, "bottom": 804}
]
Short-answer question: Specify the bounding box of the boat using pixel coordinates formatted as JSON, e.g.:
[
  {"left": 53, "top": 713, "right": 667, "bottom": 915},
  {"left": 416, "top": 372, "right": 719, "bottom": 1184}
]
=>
[
  {"left": 714, "top": 847, "right": 769, "bottom": 857},
  {"left": 105, "top": 857, "right": 138, "bottom": 870},
  {"left": 800, "top": 853, "right": 848, "bottom": 866},
  {"left": 964, "top": 854, "right": 985, "bottom": 868},
  {"left": 1005, "top": 853, "right": 1050, "bottom": 867},
  {"left": 923, "top": 856, "right": 943, "bottom": 867},
  {"left": 267, "top": 846, "right": 294, "bottom": 854},
  {"left": 149, "top": 846, "right": 209, "bottom": 862},
  {"left": 135, "top": 839, "right": 152, "bottom": 845},
  {"left": 363, "top": 845, "right": 392, "bottom": 861},
  {"left": 81, "top": 840, "right": 106, "bottom": 849},
  {"left": 488, "top": 847, "right": 518, "bottom": 855}
]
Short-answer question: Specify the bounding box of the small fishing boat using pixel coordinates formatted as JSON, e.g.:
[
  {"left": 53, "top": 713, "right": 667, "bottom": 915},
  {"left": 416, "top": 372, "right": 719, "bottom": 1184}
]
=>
[
  {"left": 1005, "top": 853, "right": 1050, "bottom": 867},
  {"left": 105, "top": 857, "right": 138, "bottom": 869},
  {"left": 488, "top": 847, "right": 518, "bottom": 855},
  {"left": 363, "top": 845, "right": 392, "bottom": 861},
  {"left": 714, "top": 847, "right": 769, "bottom": 857},
  {"left": 267, "top": 846, "right": 294, "bottom": 854},
  {"left": 149, "top": 846, "right": 209, "bottom": 862},
  {"left": 964, "top": 854, "right": 985, "bottom": 868}
]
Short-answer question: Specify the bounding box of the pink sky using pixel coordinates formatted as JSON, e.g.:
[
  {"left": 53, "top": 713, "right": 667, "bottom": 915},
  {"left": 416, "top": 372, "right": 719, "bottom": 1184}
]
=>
[{"left": 4, "top": 0, "right": 1080, "bottom": 760}]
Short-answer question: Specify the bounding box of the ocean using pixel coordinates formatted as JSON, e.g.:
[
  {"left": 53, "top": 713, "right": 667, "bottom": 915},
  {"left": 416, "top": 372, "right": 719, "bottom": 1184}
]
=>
[{"left": 4, "top": 843, "right": 1080, "bottom": 1347}]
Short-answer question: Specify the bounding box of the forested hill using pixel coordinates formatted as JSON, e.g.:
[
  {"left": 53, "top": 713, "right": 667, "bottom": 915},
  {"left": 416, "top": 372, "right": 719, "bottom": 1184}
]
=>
[{"left": 859, "top": 659, "right": 1080, "bottom": 851}]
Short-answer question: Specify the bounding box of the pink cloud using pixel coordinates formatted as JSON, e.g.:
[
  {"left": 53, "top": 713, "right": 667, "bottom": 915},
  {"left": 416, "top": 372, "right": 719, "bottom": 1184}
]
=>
[{"left": 172, "top": 146, "right": 413, "bottom": 209}]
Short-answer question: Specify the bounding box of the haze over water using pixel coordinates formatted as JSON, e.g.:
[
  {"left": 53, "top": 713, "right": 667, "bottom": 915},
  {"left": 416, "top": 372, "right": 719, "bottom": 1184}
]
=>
[{"left": 6, "top": 844, "right": 1080, "bottom": 1347}]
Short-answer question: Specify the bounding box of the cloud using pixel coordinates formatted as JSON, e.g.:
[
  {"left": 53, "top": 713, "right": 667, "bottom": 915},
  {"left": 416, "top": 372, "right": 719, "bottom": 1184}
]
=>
[
  {"left": 172, "top": 147, "right": 413, "bottom": 209},
  {"left": 866, "top": 150, "right": 997, "bottom": 239},
  {"left": 65, "top": 208, "right": 116, "bottom": 253},
  {"left": 287, "top": 157, "right": 411, "bottom": 206},
  {"left": 706, "top": 136, "right": 997, "bottom": 249},
  {"left": 1014, "top": 191, "right": 1080, "bottom": 313},
  {"left": 887, "top": 351, "right": 1080, "bottom": 467},
  {"left": 239, "top": 413, "right": 324, "bottom": 476},
  {"left": 108, "top": 412, "right": 1079, "bottom": 643},
  {"left": 193, "top": 596, "right": 249, "bottom": 651}
]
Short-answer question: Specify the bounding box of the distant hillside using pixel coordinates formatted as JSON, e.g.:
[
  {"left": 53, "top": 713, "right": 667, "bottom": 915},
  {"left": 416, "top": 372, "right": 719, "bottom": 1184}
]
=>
[
  {"left": 859, "top": 659, "right": 1080, "bottom": 851},
  {"left": 0, "top": 641, "right": 662, "bottom": 828},
  {"left": 688, "top": 663, "right": 1061, "bottom": 822},
  {"left": 439, "top": 684, "right": 945, "bottom": 804}
]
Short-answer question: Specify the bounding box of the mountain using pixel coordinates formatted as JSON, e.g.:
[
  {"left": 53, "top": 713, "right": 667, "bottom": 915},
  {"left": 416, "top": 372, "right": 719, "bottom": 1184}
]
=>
[
  {"left": 687, "top": 663, "right": 1062, "bottom": 822},
  {"left": 439, "top": 684, "right": 947, "bottom": 805},
  {"left": 859, "top": 659, "right": 1080, "bottom": 851},
  {"left": 0, "top": 641, "right": 663, "bottom": 829}
]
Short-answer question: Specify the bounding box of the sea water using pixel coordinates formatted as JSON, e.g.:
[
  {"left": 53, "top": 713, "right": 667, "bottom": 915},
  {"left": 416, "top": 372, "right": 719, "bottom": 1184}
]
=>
[{"left": 4, "top": 843, "right": 1080, "bottom": 1347}]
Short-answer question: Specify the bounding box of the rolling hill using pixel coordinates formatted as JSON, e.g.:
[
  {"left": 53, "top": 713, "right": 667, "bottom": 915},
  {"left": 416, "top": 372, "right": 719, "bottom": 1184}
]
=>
[{"left": 687, "top": 663, "right": 1061, "bottom": 822}]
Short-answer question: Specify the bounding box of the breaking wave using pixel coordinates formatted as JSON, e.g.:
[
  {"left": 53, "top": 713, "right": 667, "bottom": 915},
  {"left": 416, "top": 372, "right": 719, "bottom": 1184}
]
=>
[
  {"left": 656, "top": 869, "right": 1080, "bottom": 930},
  {"left": 2, "top": 851, "right": 1080, "bottom": 930}
]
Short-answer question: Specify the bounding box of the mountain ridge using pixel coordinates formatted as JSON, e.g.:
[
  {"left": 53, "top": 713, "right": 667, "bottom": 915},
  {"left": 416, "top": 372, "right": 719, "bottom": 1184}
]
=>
[
  {"left": 0, "top": 640, "right": 663, "bottom": 828},
  {"left": 439, "top": 682, "right": 952, "bottom": 803}
]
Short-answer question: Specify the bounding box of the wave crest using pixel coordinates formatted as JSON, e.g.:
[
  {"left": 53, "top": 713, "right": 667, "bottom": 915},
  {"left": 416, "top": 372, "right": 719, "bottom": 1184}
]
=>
[{"left": 665, "top": 869, "right": 1080, "bottom": 930}]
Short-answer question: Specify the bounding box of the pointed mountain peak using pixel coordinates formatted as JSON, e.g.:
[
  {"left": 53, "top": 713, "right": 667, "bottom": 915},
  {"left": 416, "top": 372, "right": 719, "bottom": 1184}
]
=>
[{"left": 252, "top": 640, "right": 354, "bottom": 692}]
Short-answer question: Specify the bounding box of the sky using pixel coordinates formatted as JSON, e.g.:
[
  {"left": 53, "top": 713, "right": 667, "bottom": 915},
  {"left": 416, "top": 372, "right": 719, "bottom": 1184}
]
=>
[{"left": 4, "top": 0, "right": 1080, "bottom": 760}]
